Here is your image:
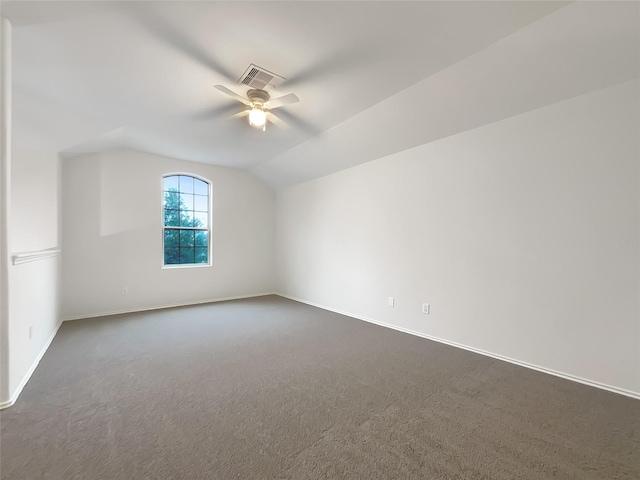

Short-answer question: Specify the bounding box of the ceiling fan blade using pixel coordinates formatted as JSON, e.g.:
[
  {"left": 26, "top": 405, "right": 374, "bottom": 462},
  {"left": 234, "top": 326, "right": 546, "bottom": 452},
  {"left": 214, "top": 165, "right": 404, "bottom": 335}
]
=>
[
  {"left": 214, "top": 85, "right": 251, "bottom": 106},
  {"left": 285, "top": 45, "right": 378, "bottom": 88},
  {"left": 266, "top": 112, "right": 289, "bottom": 129},
  {"left": 275, "top": 110, "right": 320, "bottom": 135},
  {"left": 190, "top": 103, "right": 240, "bottom": 121},
  {"left": 125, "top": 4, "right": 236, "bottom": 82},
  {"left": 267, "top": 93, "right": 300, "bottom": 109},
  {"left": 229, "top": 110, "right": 250, "bottom": 120}
]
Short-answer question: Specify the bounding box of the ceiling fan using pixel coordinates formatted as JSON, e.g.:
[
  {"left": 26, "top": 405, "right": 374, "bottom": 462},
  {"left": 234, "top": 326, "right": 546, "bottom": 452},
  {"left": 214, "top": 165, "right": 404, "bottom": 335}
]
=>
[
  {"left": 214, "top": 85, "right": 300, "bottom": 132},
  {"left": 127, "top": 6, "right": 374, "bottom": 135}
]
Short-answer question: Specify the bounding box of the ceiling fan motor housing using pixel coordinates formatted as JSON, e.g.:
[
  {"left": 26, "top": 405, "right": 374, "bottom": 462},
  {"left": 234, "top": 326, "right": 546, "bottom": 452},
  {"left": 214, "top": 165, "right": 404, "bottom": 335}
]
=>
[{"left": 247, "top": 89, "right": 270, "bottom": 106}]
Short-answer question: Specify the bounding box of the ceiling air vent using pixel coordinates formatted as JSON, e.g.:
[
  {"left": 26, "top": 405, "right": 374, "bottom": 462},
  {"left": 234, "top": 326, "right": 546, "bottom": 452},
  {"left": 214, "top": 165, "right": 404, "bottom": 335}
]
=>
[{"left": 238, "top": 64, "right": 285, "bottom": 90}]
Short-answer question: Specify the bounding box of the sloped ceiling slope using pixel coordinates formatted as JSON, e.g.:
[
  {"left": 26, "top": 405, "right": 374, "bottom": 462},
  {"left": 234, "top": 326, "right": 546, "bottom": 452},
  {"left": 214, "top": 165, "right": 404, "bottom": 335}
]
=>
[
  {"left": 253, "top": 1, "right": 640, "bottom": 187},
  {"left": 3, "top": 1, "right": 636, "bottom": 187}
]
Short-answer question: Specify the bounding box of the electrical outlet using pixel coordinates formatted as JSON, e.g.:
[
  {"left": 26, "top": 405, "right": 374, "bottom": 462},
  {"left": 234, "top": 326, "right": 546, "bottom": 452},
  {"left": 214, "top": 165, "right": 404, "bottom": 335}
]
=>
[
  {"left": 388, "top": 297, "right": 395, "bottom": 307},
  {"left": 121, "top": 287, "right": 128, "bottom": 296},
  {"left": 28, "top": 325, "right": 33, "bottom": 340},
  {"left": 422, "top": 303, "right": 430, "bottom": 314}
]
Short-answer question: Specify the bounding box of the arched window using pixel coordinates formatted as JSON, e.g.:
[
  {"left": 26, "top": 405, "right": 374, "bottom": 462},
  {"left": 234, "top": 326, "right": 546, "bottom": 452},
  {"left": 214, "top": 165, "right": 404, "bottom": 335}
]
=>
[{"left": 162, "top": 174, "right": 211, "bottom": 266}]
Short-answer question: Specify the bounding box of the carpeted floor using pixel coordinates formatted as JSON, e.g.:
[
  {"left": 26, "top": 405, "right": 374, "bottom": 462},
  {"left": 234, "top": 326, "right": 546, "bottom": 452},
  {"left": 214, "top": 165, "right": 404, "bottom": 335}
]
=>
[{"left": 1, "top": 295, "right": 638, "bottom": 479}]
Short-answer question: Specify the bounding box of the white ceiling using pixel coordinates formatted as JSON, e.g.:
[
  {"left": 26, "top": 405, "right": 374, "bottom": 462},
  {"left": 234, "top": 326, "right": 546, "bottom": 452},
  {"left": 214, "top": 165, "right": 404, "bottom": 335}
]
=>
[{"left": 2, "top": 1, "right": 638, "bottom": 187}]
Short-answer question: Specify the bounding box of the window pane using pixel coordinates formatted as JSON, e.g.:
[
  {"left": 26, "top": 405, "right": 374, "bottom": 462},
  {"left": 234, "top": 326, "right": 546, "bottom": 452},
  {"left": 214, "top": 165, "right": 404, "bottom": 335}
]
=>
[
  {"left": 164, "top": 176, "right": 179, "bottom": 191},
  {"left": 194, "top": 211, "right": 208, "bottom": 228},
  {"left": 195, "top": 247, "right": 208, "bottom": 263},
  {"left": 179, "top": 176, "right": 194, "bottom": 194},
  {"left": 164, "top": 210, "right": 179, "bottom": 227},
  {"left": 194, "top": 178, "right": 208, "bottom": 195},
  {"left": 180, "top": 247, "right": 195, "bottom": 264},
  {"left": 180, "top": 193, "right": 194, "bottom": 211},
  {"left": 164, "top": 229, "right": 179, "bottom": 246},
  {"left": 179, "top": 211, "right": 194, "bottom": 227},
  {"left": 194, "top": 194, "right": 208, "bottom": 212},
  {"left": 164, "top": 247, "right": 180, "bottom": 264},
  {"left": 195, "top": 230, "right": 208, "bottom": 246},
  {"left": 180, "top": 230, "right": 195, "bottom": 247},
  {"left": 164, "top": 191, "right": 180, "bottom": 210}
]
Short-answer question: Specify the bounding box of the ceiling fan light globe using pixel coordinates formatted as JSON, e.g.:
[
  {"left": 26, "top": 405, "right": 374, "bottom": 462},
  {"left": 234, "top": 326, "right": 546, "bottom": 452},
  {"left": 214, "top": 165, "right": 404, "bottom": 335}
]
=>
[{"left": 249, "top": 107, "right": 267, "bottom": 127}]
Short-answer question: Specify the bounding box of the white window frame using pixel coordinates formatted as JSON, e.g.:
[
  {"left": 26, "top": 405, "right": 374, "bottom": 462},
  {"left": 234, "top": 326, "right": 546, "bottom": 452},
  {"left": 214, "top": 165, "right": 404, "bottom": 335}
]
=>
[{"left": 161, "top": 173, "right": 212, "bottom": 269}]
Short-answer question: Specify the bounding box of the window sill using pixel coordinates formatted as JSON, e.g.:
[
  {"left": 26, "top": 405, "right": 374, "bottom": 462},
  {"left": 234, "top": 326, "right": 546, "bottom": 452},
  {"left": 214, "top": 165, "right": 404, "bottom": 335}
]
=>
[{"left": 162, "top": 263, "right": 212, "bottom": 270}]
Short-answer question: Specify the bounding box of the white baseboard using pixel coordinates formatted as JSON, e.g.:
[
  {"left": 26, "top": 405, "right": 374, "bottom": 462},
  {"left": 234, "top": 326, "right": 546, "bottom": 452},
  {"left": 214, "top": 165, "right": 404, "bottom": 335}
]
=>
[
  {"left": 0, "top": 320, "right": 63, "bottom": 410},
  {"left": 62, "top": 292, "right": 277, "bottom": 322},
  {"left": 277, "top": 293, "right": 640, "bottom": 401}
]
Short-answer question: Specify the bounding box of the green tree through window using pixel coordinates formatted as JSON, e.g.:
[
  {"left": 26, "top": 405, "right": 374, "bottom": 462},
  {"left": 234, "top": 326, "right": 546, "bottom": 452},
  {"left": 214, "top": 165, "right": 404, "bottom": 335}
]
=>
[{"left": 163, "top": 175, "right": 210, "bottom": 266}]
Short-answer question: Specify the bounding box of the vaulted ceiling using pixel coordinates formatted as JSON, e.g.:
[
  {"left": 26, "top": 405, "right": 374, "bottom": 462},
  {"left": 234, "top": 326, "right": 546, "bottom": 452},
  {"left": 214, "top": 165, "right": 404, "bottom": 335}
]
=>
[{"left": 2, "top": 1, "right": 638, "bottom": 187}]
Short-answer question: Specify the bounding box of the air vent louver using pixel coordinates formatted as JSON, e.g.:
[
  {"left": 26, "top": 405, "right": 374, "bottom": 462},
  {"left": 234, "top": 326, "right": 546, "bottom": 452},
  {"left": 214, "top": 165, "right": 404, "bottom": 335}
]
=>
[
  {"left": 238, "top": 64, "right": 285, "bottom": 90},
  {"left": 241, "top": 67, "right": 260, "bottom": 86}
]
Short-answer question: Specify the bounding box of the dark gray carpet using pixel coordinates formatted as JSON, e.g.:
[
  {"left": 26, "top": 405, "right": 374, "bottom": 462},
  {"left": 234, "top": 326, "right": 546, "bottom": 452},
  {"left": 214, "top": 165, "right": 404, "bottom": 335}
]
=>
[{"left": 1, "top": 295, "right": 638, "bottom": 479}]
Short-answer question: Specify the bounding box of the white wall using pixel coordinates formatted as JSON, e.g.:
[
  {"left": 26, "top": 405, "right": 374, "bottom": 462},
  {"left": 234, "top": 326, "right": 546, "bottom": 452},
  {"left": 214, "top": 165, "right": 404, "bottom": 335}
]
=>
[
  {"left": 277, "top": 79, "right": 640, "bottom": 396},
  {"left": 0, "top": 16, "right": 13, "bottom": 405},
  {"left": 8, "top": 146, "right": 61, "bottom": 402},
  {"left": 61, "top": 149, "right": 275, "bottom": 319},
  {"left": 12, "top": 147, "right": 59, "bottom": 251}
]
